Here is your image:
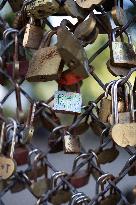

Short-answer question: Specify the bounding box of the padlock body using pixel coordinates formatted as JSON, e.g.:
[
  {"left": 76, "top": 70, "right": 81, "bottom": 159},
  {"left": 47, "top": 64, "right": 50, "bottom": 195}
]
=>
[
  {"left": 70, "top": 170, "right": 90, "bottom": 188},
  {"left": 111, "top": 42, "right": 136, "bottom": 67},
  {"left": 23, "top": 24, "right": 43, "bottom": 49}
]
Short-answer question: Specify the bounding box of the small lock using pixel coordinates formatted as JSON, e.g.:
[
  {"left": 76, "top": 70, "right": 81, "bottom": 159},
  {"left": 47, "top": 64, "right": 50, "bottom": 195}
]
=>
[
  {"left": 106, "top": 59, "right": 129, "bottom": 77},
  {"left": 97, "top": 130, "right": 119, "bottom": 164},
  {"left": 49, "top": 171, "right": 71, "bottom": 205},
  {"left": 74, "top": 15, "right": 98, "bottom": 44},
  {"left": 23, "top": 18, "right": 44, "bottom": 50},
  {"left": 70, "top": 153, "right": 91, "bottom": 188},
  {"left": 110, "top": 29, "right": 136, "bottom": 68},
  {"left": 29, "top": 153, "right": 51, "bottom": 198},
  {"left": 112, "top": 80, "right": 136, "bottom": 147},
  {"left": 96, "top": 174, "right": 120, "bottom": 205},
  {"left": 48, "top": 126, "right": 65, "bottom": 153},
  {"left": 26, "top": 30, "right": 62, "bottom": 82},
  {"left": 111, "top": 0, "right": 127, "bottom": 26}
]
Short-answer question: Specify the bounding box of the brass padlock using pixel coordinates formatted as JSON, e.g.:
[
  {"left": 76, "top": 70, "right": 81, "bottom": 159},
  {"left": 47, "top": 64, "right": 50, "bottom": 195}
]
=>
[
  {"left": 23, "top": 18, "right": 43, "bottom": 50},
  {"left": 26, "top": 0, "right": 60, "bottom": 19},
  {"left": 57, "top": 26, "right": 90, "bottom": 80},
  {"left": 26, "top": 31, "right": 62, "bottom": 82},
  {"left": 98, "top": 82, "right": 113, "bottom": 123},
  {"left": 112, "top": 80, "right": 136, "bottom": 147},
  {"left": 110, "top": 29, "right": 136, "bottom": 68}
]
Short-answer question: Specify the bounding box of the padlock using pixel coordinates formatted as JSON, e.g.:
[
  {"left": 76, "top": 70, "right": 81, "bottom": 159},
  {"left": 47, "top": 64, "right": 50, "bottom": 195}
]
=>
[
  {"left": 53, "top": 90, "right": 82, "bottom": 114},
  {"left": 8, "top": 0, "right": 23, "bottom": 12},
  {"left": 49, "top": 171, "right": 71, "bottom": 205},
  {"left": 70, "top": 153, "right": 91, "bottom": 188},
  {"left": 74, "top": 15, "right": 98, "bottom": 45},
  {"left": 13, "top": 145, "right": 29, "bottom": 166},
  {"left": 23, "top": 18, "right": 44, "bottom": 50},
  {"left": 0, "top": 119, "right": 17, "bottom": 180},
  {"left": 96, "top": 174, "right": 120, "bottom": 205},
  {"left": 63, "top": 0, "right": 88, "bottom": 19},
  {"left": 4, "top": 29, "right": 29, "bottom": 79},
  {"left": 21, "top": 102, "right": 37, "bottom": 145},
  {"left": 57, "top": 26, "right": 90, "bottom": 80},
  {"left": 110, "top": 29, "right": 136, "bottom": 68},
  {"left": 48, "top": 125, "right": 64, "bottom": 153},
  {"left": 26, "top": 0, "right": 60, "bottom": 19},
  {"left": 26, "top": 30, "right": 62, "bottom": 82},
  {"left": 97, "top": 130, "right": 119, "bottom": 164},
  {"left": 29, "top": 153, "right": 51, "bottom": 198},
  {"left": 76, "top": 0, "right": 105, "bottom": 9},
  {"left": 71, "top": 118, "right": 89, "bottom": 135},
  {"left": 10, "top": 178, "right": 26, "bottom": 193},
  {"left": 106, "top": 59, "right": 129, "bottom": 77},
  {"left": 112, "top": 80, "right": 136, "bottom": 147},
  {"left": 98, "top": 82, "right": 113, "bottom": 123},
  {"left": 25, "top": 149, "right": 46, "bottom": 180},
  {"left": 64, "top": 132, "right": 81, "bottom": 154},
  {"left": 111, "top": 0, "right": 127, "bottom": 26},
  {"left": 95, "top": 13, "right": 112, "bottom": 34}
]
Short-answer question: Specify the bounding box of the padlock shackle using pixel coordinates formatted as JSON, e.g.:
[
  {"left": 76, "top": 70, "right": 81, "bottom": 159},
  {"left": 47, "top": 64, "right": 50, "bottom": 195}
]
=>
[
  {"left": 0, "top": 122, "right": 6, "bottom": 154},
  {"left": 72, "top": 153, "right": 91, "bottom": 172},
  {"left": 7, "top": 118, "right": 17, "bottom": 159},
  {"left": 51, "top": 171, "right": 67, "bottom": 189}
]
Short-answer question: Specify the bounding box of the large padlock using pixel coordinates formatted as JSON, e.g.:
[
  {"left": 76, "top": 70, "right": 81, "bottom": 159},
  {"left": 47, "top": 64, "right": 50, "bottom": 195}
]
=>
[
  {"left": 110, "top": 29, "right": 136, "bottom": 68},
  {"left": 26, "top": 0, "right": 60, "bottom": 19},
  {"left": 57, "top": 26, "right": 90, "bottom": 81},
  {"left": 23, "top": 18, "right": 44, "bottom": 50},
  {"left": 112, "top": 80, "right": 136, "bottom": 147},
  {"left": 26, "top": 30, "right": 62, "bottom": 82}
]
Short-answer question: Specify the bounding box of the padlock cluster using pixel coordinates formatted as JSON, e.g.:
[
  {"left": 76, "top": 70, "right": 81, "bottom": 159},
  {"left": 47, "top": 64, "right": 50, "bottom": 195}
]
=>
[{"left": 0, "top": 0, "right": 136, "bottom": 205}]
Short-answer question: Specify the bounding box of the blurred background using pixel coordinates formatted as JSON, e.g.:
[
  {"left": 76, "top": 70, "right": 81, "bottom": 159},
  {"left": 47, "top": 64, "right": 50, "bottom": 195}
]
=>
[{"left": 0, "top": 0, "right": 136, "bottom": 204}]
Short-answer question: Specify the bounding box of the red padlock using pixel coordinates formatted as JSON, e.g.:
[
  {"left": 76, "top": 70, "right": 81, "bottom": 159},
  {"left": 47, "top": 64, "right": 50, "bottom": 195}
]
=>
[{"left": 13, "top": 145, "right": 29, "bottom": 166}]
